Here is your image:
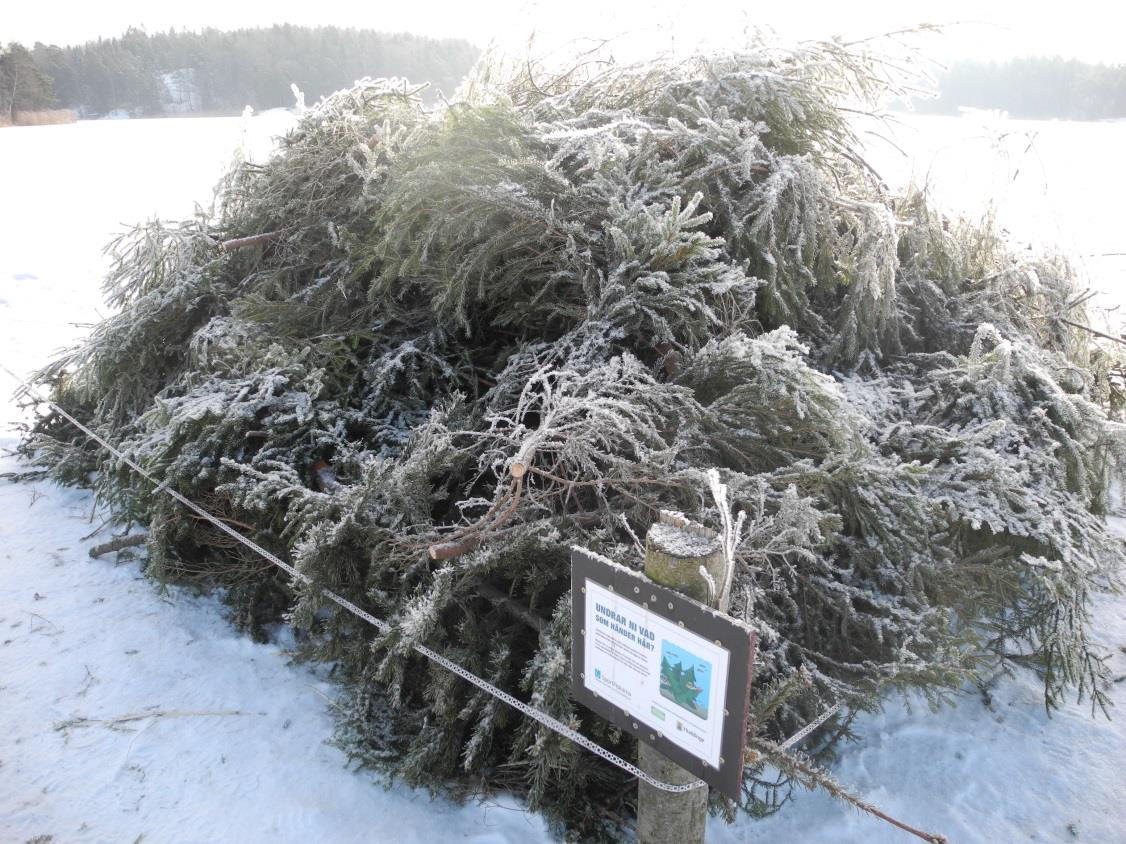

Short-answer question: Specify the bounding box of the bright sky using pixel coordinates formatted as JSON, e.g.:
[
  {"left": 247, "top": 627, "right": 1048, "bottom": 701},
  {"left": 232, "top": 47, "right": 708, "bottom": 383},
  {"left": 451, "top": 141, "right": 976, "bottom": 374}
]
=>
[{"left": 5, "top": 0, "right": 1126, "bottom": 65}]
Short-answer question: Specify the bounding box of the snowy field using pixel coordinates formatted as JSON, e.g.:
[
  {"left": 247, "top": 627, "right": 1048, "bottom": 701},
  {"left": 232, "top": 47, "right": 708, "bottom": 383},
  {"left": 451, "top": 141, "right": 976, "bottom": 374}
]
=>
[
  {"left": 866, "top": 112, "right": 1126, "bottom": 309},
  {"left": 2, "top": 112, "right": 1126, "bottom": 843}
]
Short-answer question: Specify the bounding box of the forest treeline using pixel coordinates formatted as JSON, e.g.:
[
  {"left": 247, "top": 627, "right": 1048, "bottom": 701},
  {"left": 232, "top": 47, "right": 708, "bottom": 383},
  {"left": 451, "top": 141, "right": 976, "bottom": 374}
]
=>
[
  {"left": 1, "top": 25, "right": 479, "bottom": 119},
  {"left": 5, "top": 31, "right": 1124, "bottom": 123},
  {"left": 917, "top": 56, "right": 1126, "bottom": 120}
]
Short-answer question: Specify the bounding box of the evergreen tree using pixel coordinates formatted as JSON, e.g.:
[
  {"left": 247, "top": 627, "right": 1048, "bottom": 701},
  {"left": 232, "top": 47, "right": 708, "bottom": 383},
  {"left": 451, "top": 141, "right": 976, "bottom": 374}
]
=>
[
  {"left": 917, "top": 56, "right": 1126, "bottom": 119},
  {"left": 0, "top": 42, "right": 54, "bottom": 120},
  {"left": 20, "top": 26, "right": 479, "bottom": 117}
]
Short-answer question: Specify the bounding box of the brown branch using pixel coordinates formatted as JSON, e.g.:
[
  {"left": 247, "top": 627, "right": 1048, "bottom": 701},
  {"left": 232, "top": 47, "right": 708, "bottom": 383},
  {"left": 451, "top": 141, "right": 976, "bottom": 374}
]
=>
[
  {"left": 427, "top": 475, "right": 525, "bottom": 561},
  {"left": 218, "top": 230, "right": 284, "bottom": 253},
  {"left": 424, "top": 463, "right": 689, "bottom": 562},
  {"left": 1055, "top": 316, "right": 1126, "bottom": 348},
  {"left": 526, "top": 466, "right": 689, "bottom": 491},
  {"left": 89, "top": 534, "right": 146, "bottom": 558},
  {"left": 429, "top": 535, "right": 482, "bottom": 561},
  {"left": 188, "top": 511, "right": 257, "bottom": 532},
  {"left": 476, "top": 581, "right": 547, "bottom": 633}
]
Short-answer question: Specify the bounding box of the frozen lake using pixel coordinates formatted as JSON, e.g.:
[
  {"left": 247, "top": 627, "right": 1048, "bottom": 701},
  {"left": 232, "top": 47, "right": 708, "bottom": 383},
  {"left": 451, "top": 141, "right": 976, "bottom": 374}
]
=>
[
  {"left": 870, "top": 112, "right": 1126, "bottom": 309},
  {"left": 0, "top": 111, "right": 296, "bottom": 420}
]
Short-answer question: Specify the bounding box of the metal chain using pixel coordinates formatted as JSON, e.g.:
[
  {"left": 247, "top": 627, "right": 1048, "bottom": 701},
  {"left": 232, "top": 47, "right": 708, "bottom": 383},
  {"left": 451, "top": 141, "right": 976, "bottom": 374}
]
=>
[
  {"left": 779, "top": 701, "right": 841, "bottom": 751},
  {"left": 3, "top": 364, "right": 706, "bottom": 793}
]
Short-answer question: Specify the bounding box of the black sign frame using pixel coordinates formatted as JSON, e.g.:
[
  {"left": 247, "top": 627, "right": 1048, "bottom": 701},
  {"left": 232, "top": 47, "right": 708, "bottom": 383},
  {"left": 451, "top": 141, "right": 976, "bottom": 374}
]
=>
[{"left": 570, "top": 546, "right": 756, "bottom": 800}]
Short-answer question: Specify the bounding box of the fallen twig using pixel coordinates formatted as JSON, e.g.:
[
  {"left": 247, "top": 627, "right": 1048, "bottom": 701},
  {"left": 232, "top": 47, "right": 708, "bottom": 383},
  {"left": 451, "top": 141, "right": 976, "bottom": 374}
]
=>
[
  {"left": 76, "top": 665, "right": 98, "bottom": 698},
  {"left": 0, "top": 469, "right": 47, "bottom": 483},
  {"left": 27, "top": 611, "right": 61, "bottom": 634},
  {"left": 81, "top": 517, "right": 113, "bottom": 542},
  {"left": 55, "top": 708, "right": 245, "bottom": 733},
  {"left": 89, "top": 534, "right": 146, "bottom": 558}
]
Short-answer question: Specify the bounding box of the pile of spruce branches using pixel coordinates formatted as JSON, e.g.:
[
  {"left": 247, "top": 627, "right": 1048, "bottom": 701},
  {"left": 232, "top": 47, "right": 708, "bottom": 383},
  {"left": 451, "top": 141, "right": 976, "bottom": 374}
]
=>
[{"left": 25, "top": 38, "right": 1126, "bottom": 839}]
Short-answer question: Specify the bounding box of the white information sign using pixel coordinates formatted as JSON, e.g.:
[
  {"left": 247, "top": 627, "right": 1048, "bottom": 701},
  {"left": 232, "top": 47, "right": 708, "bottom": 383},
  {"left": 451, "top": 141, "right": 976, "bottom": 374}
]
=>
[{"left": 582, "top": 577, "right": 730, "bottom": 768}]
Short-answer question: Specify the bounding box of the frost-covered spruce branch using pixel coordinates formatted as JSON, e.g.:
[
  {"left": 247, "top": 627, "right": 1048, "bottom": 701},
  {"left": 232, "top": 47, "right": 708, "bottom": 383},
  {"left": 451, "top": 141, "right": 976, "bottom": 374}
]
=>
[{"left": 23, "top": 34, "right": 1126, "bottom": 840}]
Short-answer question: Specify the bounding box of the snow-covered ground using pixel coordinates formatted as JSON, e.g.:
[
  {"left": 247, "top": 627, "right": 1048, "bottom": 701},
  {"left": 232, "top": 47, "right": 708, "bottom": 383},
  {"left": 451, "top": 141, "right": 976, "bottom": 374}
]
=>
[
  {"left": 3, "top": 112, "right": 1126, "bottom": 844},
  {"left": 0, "top": 476, "right": 552, "bottom": 844},
  {"left": 738, "top": 588, "right": 1126, "bottom": 843}
]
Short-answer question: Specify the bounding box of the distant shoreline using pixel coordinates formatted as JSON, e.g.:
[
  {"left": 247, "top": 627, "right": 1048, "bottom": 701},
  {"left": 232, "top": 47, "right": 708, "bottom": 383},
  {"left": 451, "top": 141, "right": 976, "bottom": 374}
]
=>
[
  {"left": 0, "top": 109, "right": 77, "bottom": 128},
  {"left": 0, "top": 107, "right": 298, "bottom": 128},
  {"left": 85, "top": 108, "right": 296, "bottom": 121},
  {"left": 4, "top": 25, "right": 476, "bottom": 128},
  {"left": 889, "top": 105, "right": 1126, "bottom": 125}
]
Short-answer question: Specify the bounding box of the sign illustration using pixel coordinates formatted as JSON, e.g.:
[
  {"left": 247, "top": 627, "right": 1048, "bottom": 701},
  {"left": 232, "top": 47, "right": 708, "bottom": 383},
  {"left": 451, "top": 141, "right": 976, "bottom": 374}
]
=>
[{"left": 660, "top": 640, "right": 711, "bottom": 718}]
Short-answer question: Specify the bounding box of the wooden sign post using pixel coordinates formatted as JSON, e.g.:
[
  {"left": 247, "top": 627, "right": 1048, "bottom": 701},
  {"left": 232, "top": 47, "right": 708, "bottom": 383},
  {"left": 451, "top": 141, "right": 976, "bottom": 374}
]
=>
[
  {"left": 571, "top": 516, "right": 756, "bottom": 844},
  {"left": 639, "top": 516, "right": 724, "bottom": 844}
]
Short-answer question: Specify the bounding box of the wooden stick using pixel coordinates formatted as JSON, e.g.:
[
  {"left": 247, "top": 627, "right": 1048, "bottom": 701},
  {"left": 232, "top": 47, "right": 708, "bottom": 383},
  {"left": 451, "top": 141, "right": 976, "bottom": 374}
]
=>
[
  {"left": 426, "top": 476, "right": 524, "bottom": 560},
  {"left": 429, "top": 535, "right": 481, "bottom": 561},
  {"left": 218, "top": 230, "right": 284, "bottom": 253},
  {"left": 510, "top": 439, "right": 537, "bottom": 479},
  {"left": 187, "top": 511, "right": 257, "bottom": 532},
  {"left": 89, "top": 534, "right": 146, "bottom": 558}
]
